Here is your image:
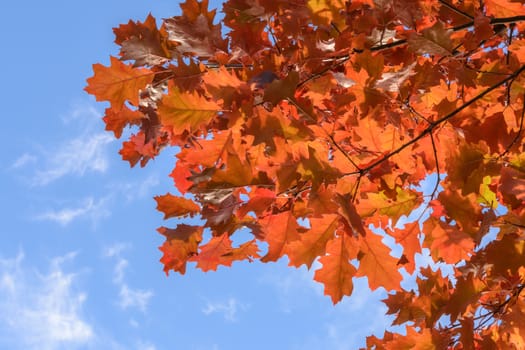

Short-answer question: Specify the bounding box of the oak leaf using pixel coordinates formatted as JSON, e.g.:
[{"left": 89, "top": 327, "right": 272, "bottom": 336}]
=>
[
  {"left": 259, "top": 211, "right": 304, "bottom": 262},
  {"left": 191, "top": 233, "right": 233, "bottom": 272},
  {"left": 154, "top": 193, "right": 200, "bottom": 219},
  {"left": 287, "top": 214, "right": 339, "bottom": 269},
  {"left": 86, "top": 0, "right": 525, "bottom": 345},
  {"left": 158, "top": 84, "right": 219, "bottom": 132},
  {"left": 102, "top": 106, "right": 144, "bottom": 138},
  {"left": 85, "top": 56, "right": 154, "bottom": 107},
  {"left": 408, "top": 21, "right": 454, "bottom": 57},
  {"left": 313, "top": 233, "right": 358, "bottom": 304},
  {"left": 158, "top": 225, "right": 203, "bottom": 275},
  {"left": 357, "top": 232, "right": 402, "bottom": 291},
  {"left": 114, "top": 14, "right": 171, "bottom": 67},
  {"left": 484, "top": 0, "right": 525, "bottom": 17}
]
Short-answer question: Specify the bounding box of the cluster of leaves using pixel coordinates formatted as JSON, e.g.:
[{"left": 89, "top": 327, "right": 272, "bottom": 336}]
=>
[{"left": 85, "top": 0, "right": 525, "bottom": 347}]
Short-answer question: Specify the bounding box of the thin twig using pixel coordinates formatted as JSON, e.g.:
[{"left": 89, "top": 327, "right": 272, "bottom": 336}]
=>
[
  {"left": 330, "top": 21, "right": 342, "bottom": 35},
  {"left": 342, "top": 64, "right": 525, "bottom": 177},
  {"left": 429, "top": 132, "right": 441, "bottom": 200},
  {"left": 286, "top": 98, "right": 362, "bottom": 171},
  {"left": 499, "top": 95, "right": 525, "bottom": 158},
  {"left": 298, "top": 16, "right": 525, "bottom": 88},
  {"left": 351, "top": 175, "right": 362, "bottom": 203}
]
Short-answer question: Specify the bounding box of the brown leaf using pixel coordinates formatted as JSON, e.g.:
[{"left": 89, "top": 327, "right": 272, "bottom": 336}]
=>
[
  {"left": 114, "top": 14, "right": 171, "bottom": 67},
  {"left": 408, "top": 21, "right": 454, "bottom": 56}
]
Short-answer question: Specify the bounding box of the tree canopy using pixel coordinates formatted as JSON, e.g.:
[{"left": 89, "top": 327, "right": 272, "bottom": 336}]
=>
[{"left": 86, "top": 0, "right": 525, "bottom": 347}]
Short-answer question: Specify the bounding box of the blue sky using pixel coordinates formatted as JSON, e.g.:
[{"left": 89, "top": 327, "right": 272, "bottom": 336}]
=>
[{"left": 0, "top": 1, "right": 396, "bottom": 349}]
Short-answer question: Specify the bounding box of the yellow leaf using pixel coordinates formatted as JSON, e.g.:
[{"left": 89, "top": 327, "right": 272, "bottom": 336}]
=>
[{"left": 158, "top": 84, "right": 219, "bottom": 132}]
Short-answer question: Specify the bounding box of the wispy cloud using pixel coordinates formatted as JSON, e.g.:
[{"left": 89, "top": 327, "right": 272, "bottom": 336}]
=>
[
  {"left": 103, "top": 244, "right": 154, "bottom": 313},
  {"left": 0, "top": 252, "right": 94, "bottom": 350},
  {"left": 33, "top": 132, "right": 113, "bottom": 186},
  {"left": 286, "top": 278, "right": 394, "bottom": 350},
  {"left": 36, "top": 196, "right": 110, "bottom": 226},
  {"left": 103, "top": 243, "right": 129, "bottom": 284},
  {"left": 10, "top": 153, "right": 37, "bottom": 169},
  {"left": 201, "top": 297, "right": 248, "bottom": 322},
  {"left": 110, "top": 175, "right": 160, "bottom": 202},
  {"left": 11, "top": 103, "right": 113, "bottom": 186},
  {"left": 60, "top": 102, "right": 100, "bottom": 125},
  {"left": 259, "top": 260, "right": 323, "bottom": 313},
  {"left": 119, "top": 285, "right": 154, "bottom": 313},
  {"left": 136, "top": 340, "right": 157, "bottom": 350}
]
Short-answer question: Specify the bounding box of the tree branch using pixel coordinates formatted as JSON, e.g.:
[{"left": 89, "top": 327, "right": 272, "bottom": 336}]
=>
[
  {"left": 500, "top": 95, "right": 525, "bottom": 158},
  {"left": 298, "top": 16, "right": 525, "bottom": 88},
  {"left": 343, "top": 64, "right": 525, "bottom": 177}
]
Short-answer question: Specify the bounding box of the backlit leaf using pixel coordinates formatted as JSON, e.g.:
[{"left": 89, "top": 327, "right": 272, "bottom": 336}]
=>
[
  {"left": 313, "top": 233, "right": 358, "bottom": 304},
  {"left": 155, "top": 193, "right": 200, "bottom": 219},
  {"left": 87, "top": 0, "right": 525, "bottom": 344},
  {"left": 158, "top": 84, "right": 219, "bottom": 132},
  {"left": 85, "top": 56, "right": 154, "bottom": 107}
]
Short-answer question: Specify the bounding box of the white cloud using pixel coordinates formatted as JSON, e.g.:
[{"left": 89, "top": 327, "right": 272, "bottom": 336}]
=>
[
  {"left": 103, "top": 244, "right": 154, "bottom": 313},
  {"left": 11, "top": 103, "right": 112, "bottom": 186},
  {"left": 11, "top": 153, "right": 37, "bottom": 169},
  {"left": 287, "top": 278, "right": 394, "bottom": 350},
  {"left": 0, "top": 252, "right": 94, "bottom": 350},
  {"left": 201, "top": 297, "right": 248, "bottom": 322},
  {"left": 136, "top": 340, "right": 157, "bottom": 350},
  {"left": 119, "top": 285, "right": 154, "bottom": 312},
  {"left": 113, "top": 259, "right": 129, "bottom": 284},
  {"left": 61, "top": 103, "right": 100, "bottom": 125},
  {"left": 110, "top": 175, "right": 160, "bottom": 202},
  {"left": 33, "top": 132, "right": 113, "bottom": 186},
  {"left": 36, "top": 196, "right": 110, "bottom": 226},
  {"left": 103, "top": 243, "right": 130, "bottom": 284},
  {"left": 259, "top": 260, "right": 323, "bottom": 313},
  {"left": 103, "top": 242, "right": 130, "bottom": 259}
]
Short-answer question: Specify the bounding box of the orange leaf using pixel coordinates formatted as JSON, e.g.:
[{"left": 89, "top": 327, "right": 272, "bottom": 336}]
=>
[
  {"left": 158, "top": 225, "right": 203, "bottom": 275},
  {"left": 287, "top": 214, "right": 339, "bottom": 268},
  {"left": 237, "top": 188, "right": 276, "bottom": 219},
  {"left": 484, "top": 0, "right": 525, "bottom": 17},
  {"left": 260, "top": 211, "right": 304, "bottom": 262},
  {"left": 388, "top": 221, "right": 421, "bottom": 274},
  {"left": 85, "top": 56, "right": 154, "bottom": 107},
  {"left": 119, "top": 132, "right": 157, "bottom": 167},
  {"left": 211, "top": 152, "right": 256, "bottom": 187},
  {"left": 103, "top": 106, "right": 144, "bottom": 138},
  {"left": 158, "top": 84, "right": 219, "bottom": 132},
  {"left": 191, "top": 233, "right": 232, "bottom": 272},
  {"left": 313, "top": 233, "right": 358, "bottom": 304},
  {"left": 227, "top": 239, "right": 260, "bottom": 263},
  {"left": 308, "top": 0, "right": 347, "bottom": 27},
  {"left": 189, "top": 237, "right": 259, "bottom": 272},
  {"left": 357, "top": 232, "right": 402, "bottom": 291},
  {"left": 155, "top": 193, "right": 200, "bottom": 219},
  {"left": 423, "top": 217, "right": 475, "bottom": 264}
]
